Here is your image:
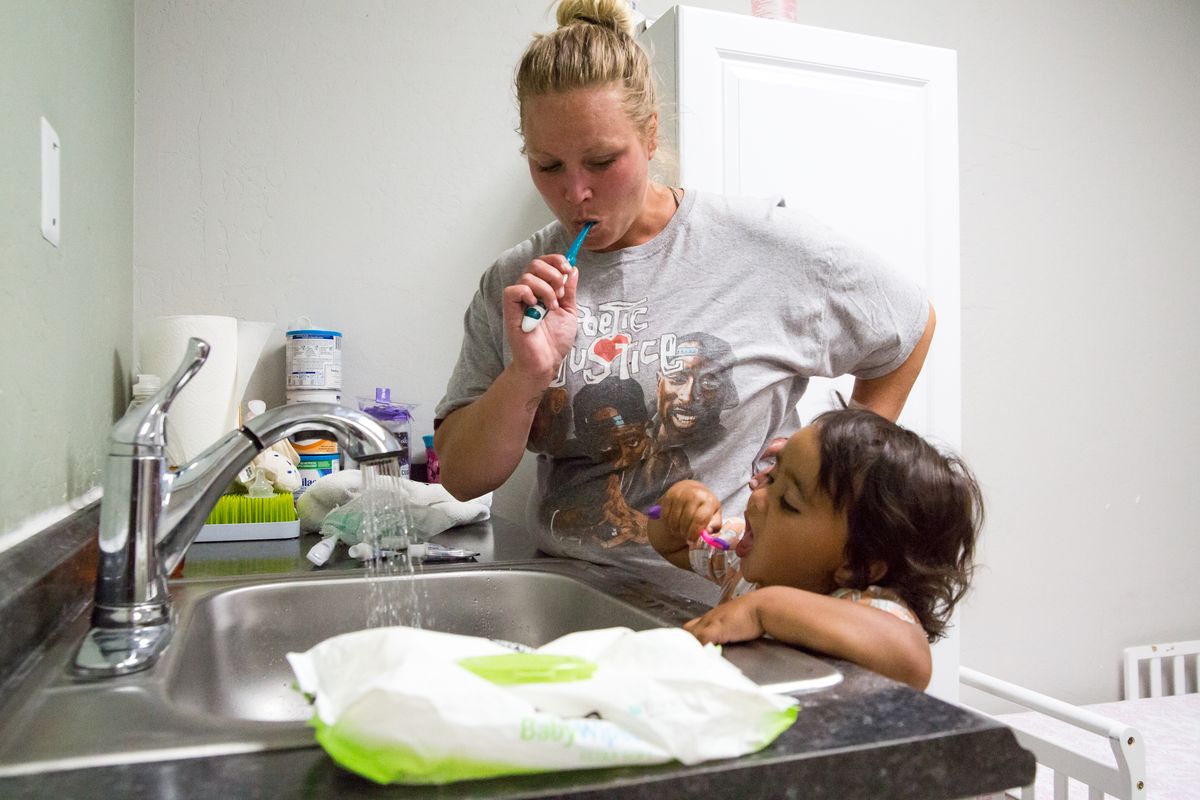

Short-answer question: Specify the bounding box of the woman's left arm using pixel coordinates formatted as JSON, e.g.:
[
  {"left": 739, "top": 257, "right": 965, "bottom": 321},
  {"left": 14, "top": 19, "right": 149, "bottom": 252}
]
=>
[{"left": 849, "top": 302, "right": 936, "bottom": 422}]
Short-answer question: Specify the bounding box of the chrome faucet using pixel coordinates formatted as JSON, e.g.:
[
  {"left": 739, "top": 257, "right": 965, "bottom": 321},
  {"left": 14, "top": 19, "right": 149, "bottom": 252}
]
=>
[{"left": 73, "top": 337, "right": 403, "bottom": 678}]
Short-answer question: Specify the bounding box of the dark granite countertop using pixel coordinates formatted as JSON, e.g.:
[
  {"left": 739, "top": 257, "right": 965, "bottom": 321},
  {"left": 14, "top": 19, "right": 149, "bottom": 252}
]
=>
[{"left": 0, "top": 512, "right": 1033, "bottom": 799}]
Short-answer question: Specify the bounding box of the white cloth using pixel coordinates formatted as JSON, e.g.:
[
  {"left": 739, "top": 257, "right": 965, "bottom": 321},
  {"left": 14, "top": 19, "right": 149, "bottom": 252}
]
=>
[
  {"left": 296, "top": 470, "right": 363, "bottom": 532},
  {"left": 297, "top": 469, "right": 491, "bottom": 537}
]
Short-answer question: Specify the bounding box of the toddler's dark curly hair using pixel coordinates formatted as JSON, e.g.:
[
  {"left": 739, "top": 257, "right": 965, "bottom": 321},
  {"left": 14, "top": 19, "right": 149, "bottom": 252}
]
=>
[{"left": 813, "top": 408, "right": 982, "bottom": 642}]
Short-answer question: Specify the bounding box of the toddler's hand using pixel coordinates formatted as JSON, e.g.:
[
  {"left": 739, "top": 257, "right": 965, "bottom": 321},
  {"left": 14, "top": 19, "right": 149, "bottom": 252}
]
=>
[
  {"left": 658, "top": 480, "right": 722, "bottom": 547},
  {"left": 684, "top": 593, "right": 765, "bottom": 645}
]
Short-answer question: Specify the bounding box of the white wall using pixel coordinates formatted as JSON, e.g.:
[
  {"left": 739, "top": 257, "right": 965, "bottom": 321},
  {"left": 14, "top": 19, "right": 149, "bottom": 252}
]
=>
[
  {"left": 0, "top": 0, "right": 133, "bottom": 552},
  {"left": 134, "top": 0, "right": 1200, "bottom": 705},
  {"left": 133, "top": 1, "right": 549, "bottom": 483}
]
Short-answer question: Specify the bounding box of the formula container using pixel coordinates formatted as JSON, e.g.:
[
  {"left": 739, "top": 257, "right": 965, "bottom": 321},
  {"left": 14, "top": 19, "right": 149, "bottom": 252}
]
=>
[
  {"left": 287, "top": 388, "right": 341, "bottom": 498},
  {"left": 286, "top": 320, "right": 342, "bottom": 391},
  {"left": 287, "top": 388, "right": 342, "bottom": 407},
  {"left": 295, "top": 451, "right": 341, "bottom": 499},
  {"left": 357, "top": 388, "right": 415, "bottom": 479}
]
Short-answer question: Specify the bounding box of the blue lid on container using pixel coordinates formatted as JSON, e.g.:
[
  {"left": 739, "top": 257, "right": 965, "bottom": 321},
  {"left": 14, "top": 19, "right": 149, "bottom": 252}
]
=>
[{"left": 286, "top": 328, "right": 342, "bottom": 337}]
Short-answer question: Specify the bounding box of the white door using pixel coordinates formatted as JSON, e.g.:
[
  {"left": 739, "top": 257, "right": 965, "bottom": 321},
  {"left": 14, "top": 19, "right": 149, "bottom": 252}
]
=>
[{"left": 642, "top": 7, "right": 963, "bottom": 700}]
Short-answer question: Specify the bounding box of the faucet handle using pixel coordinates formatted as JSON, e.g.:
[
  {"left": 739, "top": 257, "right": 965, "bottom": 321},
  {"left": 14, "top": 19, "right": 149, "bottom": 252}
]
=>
[
  {"left": 113, "top": 337, "right": 211, "bottom": 449},
  {"left": 158, "top": 336, "right": 211, "bottom": 406}
]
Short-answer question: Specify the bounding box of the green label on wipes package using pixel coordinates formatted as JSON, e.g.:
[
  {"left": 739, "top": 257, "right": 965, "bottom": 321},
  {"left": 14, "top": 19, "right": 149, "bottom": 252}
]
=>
[{"left": 458, "top": 653, "right": 596, "bottom": 685}]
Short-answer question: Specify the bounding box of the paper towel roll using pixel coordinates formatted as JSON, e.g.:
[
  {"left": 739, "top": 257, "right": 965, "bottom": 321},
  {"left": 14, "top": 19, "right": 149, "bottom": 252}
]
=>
[
  {"left": 138, "top": 315, "right": 266, "bottom": 466},
  {"left": 233, "top": 320, "right": 277, "bottom": 427}
]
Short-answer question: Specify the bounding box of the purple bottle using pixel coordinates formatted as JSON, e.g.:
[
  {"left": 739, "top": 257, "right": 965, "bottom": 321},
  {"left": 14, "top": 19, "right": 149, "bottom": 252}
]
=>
[{"left": 357, "top": 388, "right": 414, "bottom": 478}]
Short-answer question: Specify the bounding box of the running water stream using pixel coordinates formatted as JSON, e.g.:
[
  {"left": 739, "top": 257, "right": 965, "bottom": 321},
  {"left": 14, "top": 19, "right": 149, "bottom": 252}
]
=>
[{"left": 359, "top": 460, "right": 430, "bottom": 629}]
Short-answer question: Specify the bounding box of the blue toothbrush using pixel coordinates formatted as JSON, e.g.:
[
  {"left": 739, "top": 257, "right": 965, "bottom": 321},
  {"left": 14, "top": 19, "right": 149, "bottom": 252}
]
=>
[{"left": 521, "top": 221, "right": 594, "bottom": 333}]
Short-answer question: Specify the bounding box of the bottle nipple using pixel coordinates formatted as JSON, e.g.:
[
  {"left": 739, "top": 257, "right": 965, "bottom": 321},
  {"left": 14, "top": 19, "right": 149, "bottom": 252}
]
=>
[{"left": 247, "top": 466, "right": 274, "bottom": 499}]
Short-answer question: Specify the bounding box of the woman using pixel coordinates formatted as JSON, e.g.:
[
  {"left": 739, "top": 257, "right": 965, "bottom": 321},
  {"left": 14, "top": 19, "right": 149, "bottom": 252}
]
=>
[{"left": 434, "top": 0, "right": 935, "bottom": 590}]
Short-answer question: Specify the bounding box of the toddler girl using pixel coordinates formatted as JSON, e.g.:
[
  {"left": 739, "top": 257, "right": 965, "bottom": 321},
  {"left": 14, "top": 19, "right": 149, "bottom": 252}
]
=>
[{"left": 647, "top": 408, "right": 982, "bottom": 690}]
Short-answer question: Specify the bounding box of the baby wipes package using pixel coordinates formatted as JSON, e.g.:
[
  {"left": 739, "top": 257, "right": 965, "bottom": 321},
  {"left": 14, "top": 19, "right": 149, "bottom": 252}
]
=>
[{"left": 287, "top": 626, "right": 798, "bottom": 785}]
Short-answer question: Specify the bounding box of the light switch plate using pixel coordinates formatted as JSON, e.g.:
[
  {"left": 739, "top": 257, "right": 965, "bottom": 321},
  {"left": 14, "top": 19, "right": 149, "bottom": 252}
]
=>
[{"left": 41, "top": 117, "right": 60, "bottom": 247}]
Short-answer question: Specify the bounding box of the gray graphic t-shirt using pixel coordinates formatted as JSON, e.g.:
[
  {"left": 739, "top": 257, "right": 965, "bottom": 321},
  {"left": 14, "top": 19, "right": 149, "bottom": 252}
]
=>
[{"left": 436, "top": 190, "right": 928, "bottom": 585}]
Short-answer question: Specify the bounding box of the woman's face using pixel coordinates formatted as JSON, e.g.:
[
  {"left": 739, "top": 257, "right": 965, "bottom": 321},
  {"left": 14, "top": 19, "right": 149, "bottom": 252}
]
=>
[{"left": 522, "top": 84, "right": 655, "bottom": 252}]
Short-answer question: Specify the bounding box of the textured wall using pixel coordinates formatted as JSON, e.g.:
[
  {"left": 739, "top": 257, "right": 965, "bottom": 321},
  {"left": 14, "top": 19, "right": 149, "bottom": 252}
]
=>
[
  {"left": 0, "top": 1, "right": 134, "bottom": 550},
  {"left": 133, "top": 2, "right": 550, "bottom": 426}
]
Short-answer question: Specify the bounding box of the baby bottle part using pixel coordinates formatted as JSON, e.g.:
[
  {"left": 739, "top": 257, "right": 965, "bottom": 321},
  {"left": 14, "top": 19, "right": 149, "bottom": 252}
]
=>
[
  {"left": 357, "top": 388, "right": 414, "bottom": 478},
  {"left": 126, "top": 374, "right": 178, "bottom": 465},
  {"left": 246, "top": 467, "right": 275, "bottom": 499},
  {"left": 306, "top": 535, "right": 339, "bottom": 567},
  {"left": 126, "top": 373, "right": 162, "bottom": 413},
  {"left": 347, "top": 541, "right": 428, "bottom": 563},
  {"left": 422, "top": 434, "right": 440, "bottom": 484}
]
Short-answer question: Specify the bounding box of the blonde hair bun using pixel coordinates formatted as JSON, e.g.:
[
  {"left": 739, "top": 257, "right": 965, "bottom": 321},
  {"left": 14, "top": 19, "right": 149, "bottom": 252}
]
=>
[
  {"left": 517, "top": 0, "right": 656, "bottom": 140},
  {"left": 556, "top": 0, "right": 633, "bottom": 37}
]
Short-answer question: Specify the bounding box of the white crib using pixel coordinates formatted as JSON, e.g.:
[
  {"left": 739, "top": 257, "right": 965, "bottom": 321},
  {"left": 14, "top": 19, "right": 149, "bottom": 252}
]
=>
[
  {"left": 960, "top": 639, "right": 1200, "bottom": 799},
  {"left": 1123, "top": 639, "right": 1200, "bottom": 700},
  {"left": 960, "top": 666, "right": 1146, "bottom": 800}
]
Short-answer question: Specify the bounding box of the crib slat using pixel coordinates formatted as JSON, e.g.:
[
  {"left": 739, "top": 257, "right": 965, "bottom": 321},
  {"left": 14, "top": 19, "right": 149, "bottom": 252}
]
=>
[
  {"left": 1171, "top": 654, "right": 1184, "bottom": 696},
  {"left": 1149, "top": 663, "right": 1162, "bottom": 698},
  {"left": 1021, "top": 785, "right": 1035, "bottom": 800},
  {"left": 1124, "top": 658, "right": 1138, "bottom": 700},
  {"left": 1053, "top": 769, "right": 1068, "bottom": 799},
  {"left": 1088, "top": 787, "right": 1103, "bottom": 800}
]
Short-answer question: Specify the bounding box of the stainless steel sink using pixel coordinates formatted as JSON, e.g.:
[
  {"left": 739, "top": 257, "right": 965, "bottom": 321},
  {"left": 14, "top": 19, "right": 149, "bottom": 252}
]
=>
[
  {"left": 166, "top": 567, "right": 694, "bottom": 723},
  {"left": 0, "top": 559, "right": 840, "bottom": 776}
]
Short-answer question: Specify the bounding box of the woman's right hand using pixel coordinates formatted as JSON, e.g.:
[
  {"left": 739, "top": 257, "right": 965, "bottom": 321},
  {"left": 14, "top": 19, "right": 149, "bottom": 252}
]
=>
[
  {"left": 436, "top": 252, "right": 579, "bottom": 502},
  {"left": 502, "top": 253, "right": 579, "bottom": 382}
]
